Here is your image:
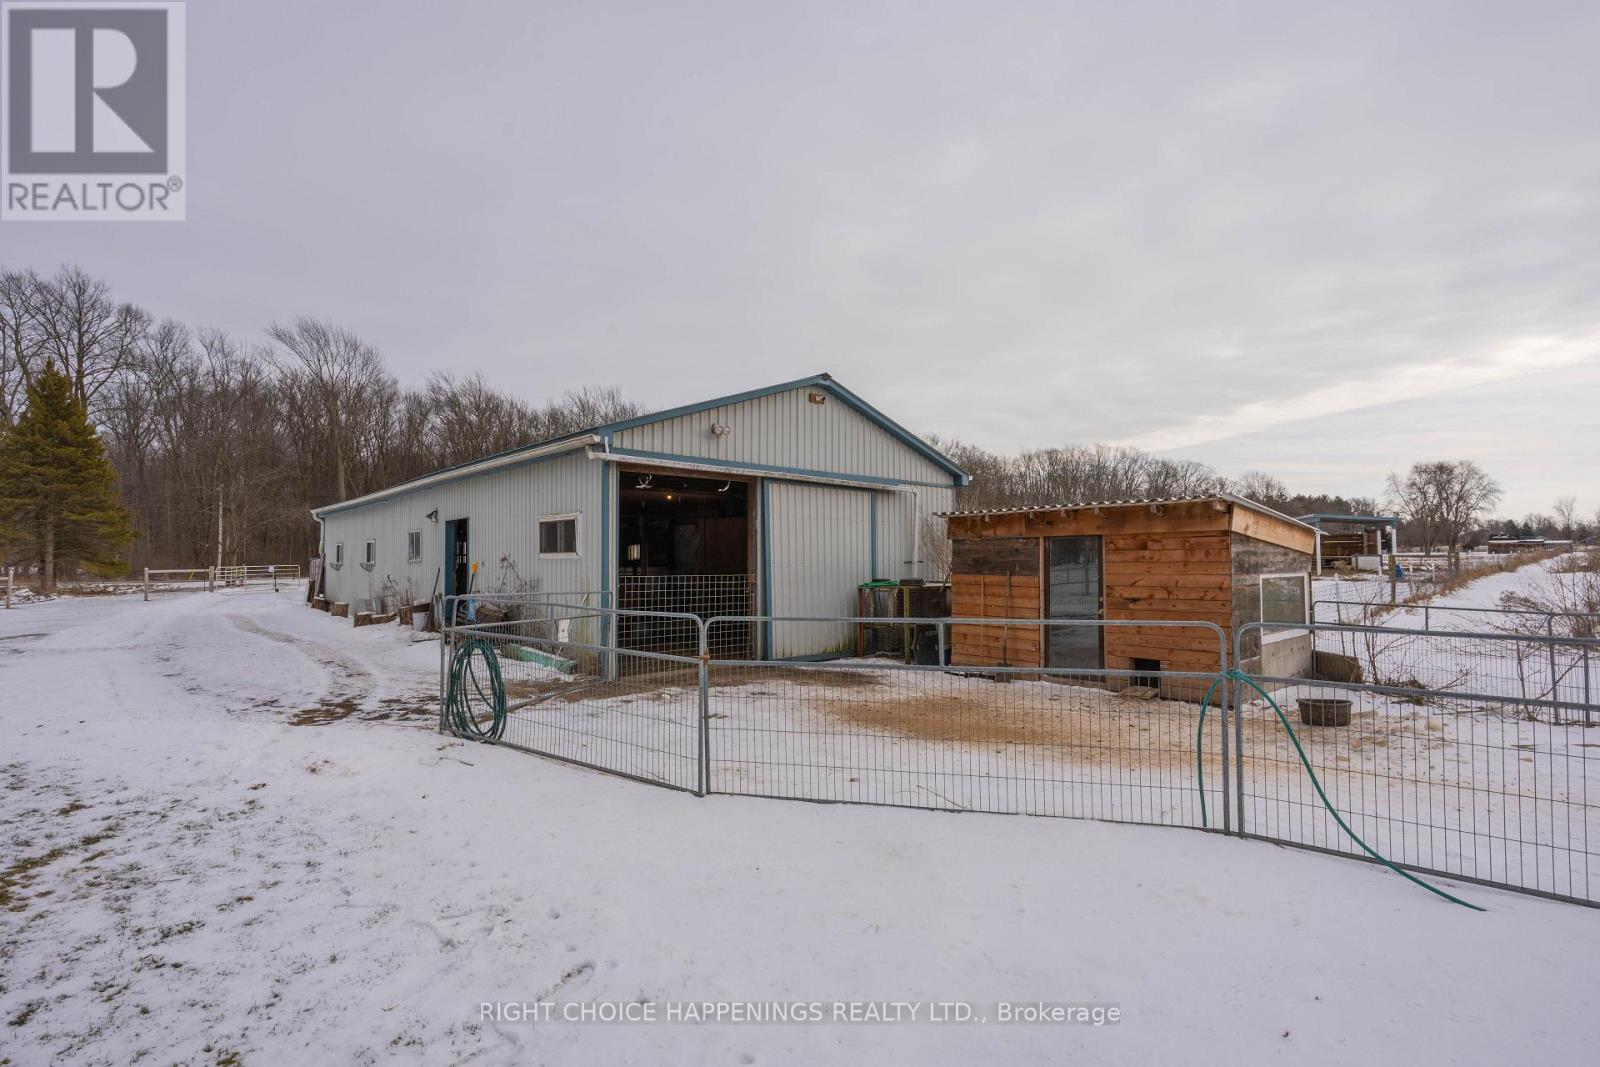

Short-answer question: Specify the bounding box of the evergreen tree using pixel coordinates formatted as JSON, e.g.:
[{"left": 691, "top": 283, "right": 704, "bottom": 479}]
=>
[{"left": 0, "top": 360, "right": 132, "bottom": 590}]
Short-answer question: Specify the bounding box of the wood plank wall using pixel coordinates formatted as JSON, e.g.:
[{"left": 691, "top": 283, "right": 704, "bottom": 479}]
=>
[
  {"left": 949, "top": 537, "right": 1041, "bottom": 667},
  {"left": 947, "top": 500, "right": 1313, "bottom": 674}
]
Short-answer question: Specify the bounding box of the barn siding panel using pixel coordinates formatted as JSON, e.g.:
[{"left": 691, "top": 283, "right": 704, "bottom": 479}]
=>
[
  {"left": 613, "top": 385, "right": 953, "bottom": 485},
  {"left": 765, "top": 481, "right": 874, "bottom": 657},
  {"left": 317, "top": 451, "right": 603, "bottom": 618}
]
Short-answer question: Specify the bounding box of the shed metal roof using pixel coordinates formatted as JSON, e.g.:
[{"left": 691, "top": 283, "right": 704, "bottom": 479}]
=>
[
  {"left": 937, "top": 493, "right": 1317, "bottom": 532},
  {"left": 1297, "top": 512, "right": 1400, "bottom": 528}
]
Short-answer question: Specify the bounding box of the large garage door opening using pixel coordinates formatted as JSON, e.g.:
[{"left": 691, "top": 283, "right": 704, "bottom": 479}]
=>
[{"left": 617, "top": 470, "right": 757, "bottom": 657}]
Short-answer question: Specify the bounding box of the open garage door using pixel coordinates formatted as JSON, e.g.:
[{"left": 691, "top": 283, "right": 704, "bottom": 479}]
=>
[{"left": 763, "top": 481, "right": 875, "bottom": 658}]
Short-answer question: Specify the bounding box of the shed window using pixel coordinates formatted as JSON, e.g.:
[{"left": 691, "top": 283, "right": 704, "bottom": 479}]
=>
[
  {"left": 363, "top": 539, "right": 377, "bottom": 566},
  {"left": 539, "top": 514, "right": 580, "bottom": 557},
  {"left": 1261, "top": 573, "right": 1310, "bottom": 638},
  {"left": 407, "top": 530, "right": 422, "bottom": 562},
  {"left": 332, "top": 542, "right": 344, "bottom": 567}
]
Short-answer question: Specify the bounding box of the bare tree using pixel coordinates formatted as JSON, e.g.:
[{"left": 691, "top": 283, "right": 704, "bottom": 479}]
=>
[
  {"left": 0, "top": 268, "right": 49, "bottom": 424},
  {"left": 1388, "top": 461, "right": 1501, "bottom": 557},
  {"left": 33, "top": 266, "right": 149, "bottom": 416},
  {"left": 268, "top": 317, "right": 391, "bottom": 503},
  {"left": 1231, "top": 470, "right": 1290, "bottom": 507},
  {"left": 1553, "top": 496, "right": 1580, "bottom": 540}
]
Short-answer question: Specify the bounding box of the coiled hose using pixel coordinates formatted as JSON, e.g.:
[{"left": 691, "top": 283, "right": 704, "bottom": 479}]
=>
[
  {"left": 1196, "top": 669, "right": 1483, "bottom": 911},
  {"left": 445, "top": 637, "right": 507, "bottom": 741}
]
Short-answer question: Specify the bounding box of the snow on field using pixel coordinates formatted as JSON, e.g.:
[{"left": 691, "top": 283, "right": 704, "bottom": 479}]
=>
[
  {"left": 4, "top": 590, "right": 1600, "bottom": 1065},
  {"left": 1315, "top": 552, "right": 1579, "bottom": 624}
]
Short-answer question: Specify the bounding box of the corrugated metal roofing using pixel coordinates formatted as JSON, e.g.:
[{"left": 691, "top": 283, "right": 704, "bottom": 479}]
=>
[{"left": 936, "top": 493, "right": 1317, "bottom": 531}]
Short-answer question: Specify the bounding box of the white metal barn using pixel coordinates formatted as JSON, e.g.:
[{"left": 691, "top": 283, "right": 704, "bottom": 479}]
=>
[{"left": 311, "top": 373, "right": 967, "bottom": 658}]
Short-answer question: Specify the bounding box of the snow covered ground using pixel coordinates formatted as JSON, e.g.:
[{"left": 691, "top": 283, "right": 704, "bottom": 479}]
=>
[
  {"left": 4, "top": 589, "right": 1600, "bottom": 1064},
  {"left": 1313, "top": 552, "right": 1578, "bottom": 626}
]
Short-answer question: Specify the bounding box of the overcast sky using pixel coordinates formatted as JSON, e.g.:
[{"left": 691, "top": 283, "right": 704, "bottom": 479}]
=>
[{"left": 10, "top": 0, "right": 1599, "bottom": 517}]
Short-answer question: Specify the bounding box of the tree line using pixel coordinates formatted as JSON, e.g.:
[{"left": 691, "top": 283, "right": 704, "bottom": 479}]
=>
[
  {"left": 2, "top": 263, "right": 1588, "bottom": 582},
  {"left": 932, "top": 438, "right": 1379, "bottom": 521},
  {"left": 1, "top": 265, "right": 635, "bottom": 574}
]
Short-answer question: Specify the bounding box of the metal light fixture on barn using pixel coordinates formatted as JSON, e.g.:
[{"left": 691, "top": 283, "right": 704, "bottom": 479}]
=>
[
  {"left": 426, "top": 509, "right": 439, "bottom": 523},
  {"left": 711, "top": 423, "right": 732, "bottom": 437}
]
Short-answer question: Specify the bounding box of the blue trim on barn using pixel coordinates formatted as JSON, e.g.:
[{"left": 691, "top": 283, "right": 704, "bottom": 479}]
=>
[
  {"left": 605, "top": 448, "right": 952, "bottom": 489},
  {"left": 760, "top": 479, "right": 773, "bottom": 659},
  {"left": 867, "top": 488, "right": 880, "bottom": 580},
  {"left": 599, "top": 460, "right": 612, "bottom": 654}
]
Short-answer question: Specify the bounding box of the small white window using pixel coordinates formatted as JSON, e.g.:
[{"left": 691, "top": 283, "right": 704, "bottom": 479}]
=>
[
  {"left": 1260, "top": 573, "right": 1310, "bottom": 641},
  {"left": 407, "top": 530, "right": 422, "bottom": 562},
  {"left": 538, "top": 514, "right": 580, "bottom": 557},
  {"left": 332, "top": 542, "right": 344, "bottom": 567},
  {"left": 363, "top": 539, "right": 377, "bottom": 567}
]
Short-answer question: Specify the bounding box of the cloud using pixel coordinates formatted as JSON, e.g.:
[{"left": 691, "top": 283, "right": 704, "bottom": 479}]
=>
[{"left": 1120, "top": 332, "right": 1600, "bottom": 453}]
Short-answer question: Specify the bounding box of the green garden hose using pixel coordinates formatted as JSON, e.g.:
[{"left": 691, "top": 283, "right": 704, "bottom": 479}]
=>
[
  {"left": 1195, "top": 669, "right": 1483, "bottom": 911},
  {"left": 446, "top": 637, "right": 507, "bottom": 741}
]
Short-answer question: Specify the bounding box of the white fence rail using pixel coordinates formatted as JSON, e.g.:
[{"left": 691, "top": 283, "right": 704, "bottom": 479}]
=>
[
  {"left": 214, "top": 564, "right": 300, "bottom": 587},
  {"left": 144, "top": 564, "right": 302, "bottom": 600}
]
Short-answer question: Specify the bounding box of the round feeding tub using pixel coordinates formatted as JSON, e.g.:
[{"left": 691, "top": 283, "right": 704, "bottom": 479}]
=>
[{"left": 1296, "top": 697, "right": 1353, "bottom": 727}]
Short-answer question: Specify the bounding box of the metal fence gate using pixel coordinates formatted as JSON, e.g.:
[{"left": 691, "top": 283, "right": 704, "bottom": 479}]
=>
[{"left": 440, "top": 598, "right": 1600, "bottom": 907}]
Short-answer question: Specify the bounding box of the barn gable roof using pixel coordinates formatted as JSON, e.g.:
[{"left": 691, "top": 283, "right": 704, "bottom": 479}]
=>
[{"left": 312, "top": 373, "right": 966, "bottom": 518}]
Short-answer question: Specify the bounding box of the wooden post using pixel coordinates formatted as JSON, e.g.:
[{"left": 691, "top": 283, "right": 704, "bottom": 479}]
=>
[
  {"left": 143, "top": 567, "right": 149, "bottom": 602},
  {"left": 208, "top": 566, "right": 215, "bottom": 593},
  {"left": 5, "top": 566, "right": 12, "bottom": 609}
]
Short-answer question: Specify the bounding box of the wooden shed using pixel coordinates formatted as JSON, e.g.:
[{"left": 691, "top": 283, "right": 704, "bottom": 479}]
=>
[{"left": 940, "top": 495, "right": 1317, "bottom": 688}]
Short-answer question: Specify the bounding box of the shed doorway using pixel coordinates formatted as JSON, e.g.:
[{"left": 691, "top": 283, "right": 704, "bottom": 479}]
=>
[
  {"left": 617, "top": 470, "right": 756, "bottom": 657},
  {"left": 1046, "top": 535, "right": 1103, "bottom": 671}
]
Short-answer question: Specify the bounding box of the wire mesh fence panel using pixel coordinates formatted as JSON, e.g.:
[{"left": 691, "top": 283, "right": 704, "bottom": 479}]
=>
[
  {"left": 441, "top": 597, "right": 704, "bottom": 792},
  {"left": 1236, "top": 621, "right": 1600, "bottom": 904},
  {"left": 1305, "top": 619, "right": 1597, "bottom": 722},
  {"left": 1315, "top": 598, "right": 1596, "bottom": 639},
  {"left": 701, "top": 617, "right": 1231, "bottom": 827},
  {"left": 618, "top": 574, "right": 756, "bottom": 660},
  {"left": 429, "top": 597, "right": 1600, "bottom": 907}
]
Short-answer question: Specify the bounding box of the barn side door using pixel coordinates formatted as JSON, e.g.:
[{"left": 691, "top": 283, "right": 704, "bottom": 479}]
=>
[{"left": 443, "top": 518, "right": 470, "bottom": 614}]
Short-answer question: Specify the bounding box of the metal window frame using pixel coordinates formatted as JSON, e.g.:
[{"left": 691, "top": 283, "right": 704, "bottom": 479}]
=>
[
  {"left": 332, "top": 542, "right": 344, "bottom": 568},
  {"left": 1259, "top": 571, "right": 1310, "bottom": 641},
  {"left": 538, "top": 512, "right": 582, "bottom": 558},
  {"left": 406, "top": 530, "right": 422, "bottom": 562}
]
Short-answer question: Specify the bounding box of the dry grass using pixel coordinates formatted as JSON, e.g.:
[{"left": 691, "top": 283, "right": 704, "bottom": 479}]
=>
[{"left": 504, "top": 664, "right": 878, "bottom": 705}]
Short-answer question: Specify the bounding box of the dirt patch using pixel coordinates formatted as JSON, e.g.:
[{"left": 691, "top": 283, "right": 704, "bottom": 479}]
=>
[
  {"left": 807, "top": 680, "right": 1438, "bottom": 773},
  {"left": 286, "top": 694, "right": 433, "bottom": 726},
  {"left": 290, "top": 697, "right": 362, "bottom": 726},
  {"left": 503, "top": 665, "right": 878, "bottom": 706},
  {"left": 812, "top": 685, "right": 1217, "bottom": 769}
]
